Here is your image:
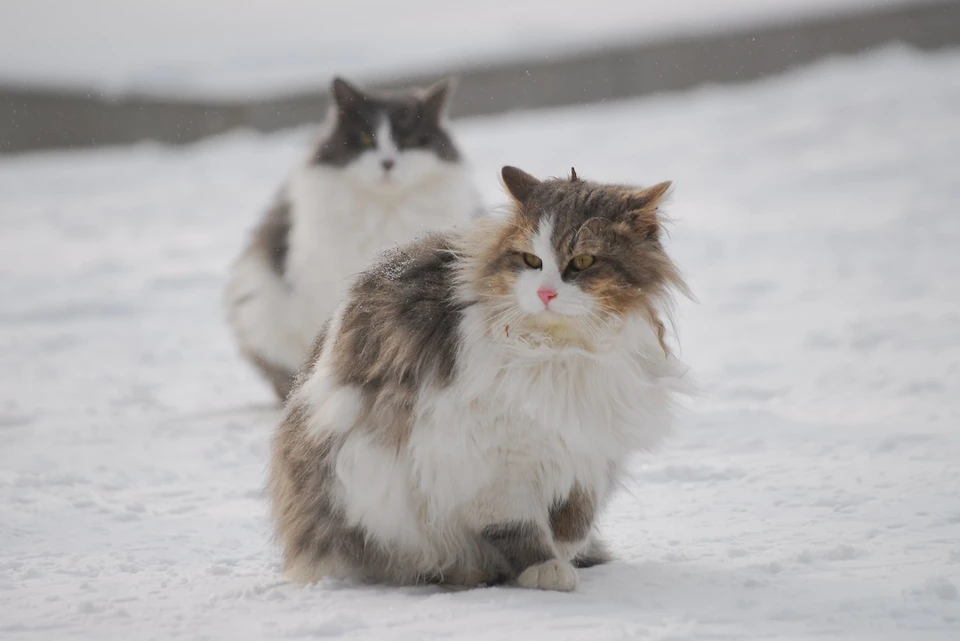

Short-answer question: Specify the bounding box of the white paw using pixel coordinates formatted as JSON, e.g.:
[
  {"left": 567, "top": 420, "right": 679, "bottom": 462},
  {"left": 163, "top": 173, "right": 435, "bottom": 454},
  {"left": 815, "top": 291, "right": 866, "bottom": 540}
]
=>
[{"left": 516, "top": 559, "right": 578, "bottom": 592}]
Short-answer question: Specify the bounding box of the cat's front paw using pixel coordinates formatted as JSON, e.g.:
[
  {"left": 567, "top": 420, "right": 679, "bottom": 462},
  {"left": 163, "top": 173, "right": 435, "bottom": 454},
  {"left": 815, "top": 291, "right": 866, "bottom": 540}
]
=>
[{"left": 516, "top": 559, "right": 578, "bottom": 592}]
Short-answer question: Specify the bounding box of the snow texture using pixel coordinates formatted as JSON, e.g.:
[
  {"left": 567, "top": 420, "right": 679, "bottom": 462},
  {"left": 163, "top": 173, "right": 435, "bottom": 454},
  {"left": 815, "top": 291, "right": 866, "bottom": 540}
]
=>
[
  {"left": 1, "top": 45, "right": 959, "bottom": 639},
  {"left": 0, "top": 0, "right": 928, "bottom": 97}
]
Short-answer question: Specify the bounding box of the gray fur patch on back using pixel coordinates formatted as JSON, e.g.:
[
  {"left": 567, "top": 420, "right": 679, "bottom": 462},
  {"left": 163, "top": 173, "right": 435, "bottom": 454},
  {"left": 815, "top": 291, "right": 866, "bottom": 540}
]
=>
[
  {"left": 293, "top": 320, "right": 330, "bottom": 387},
  {"left": 247, "top": 351, "right": 296, "bottom": 401},
  {"left": 250, "top": 195, "right": 292, "bottom": 277},
  {"left": 331, "top": 232, "right": 465, "bottom": 447}
]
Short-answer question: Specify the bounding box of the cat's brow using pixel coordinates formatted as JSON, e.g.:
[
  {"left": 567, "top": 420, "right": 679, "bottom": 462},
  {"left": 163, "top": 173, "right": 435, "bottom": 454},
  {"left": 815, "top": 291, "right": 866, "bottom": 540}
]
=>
[
  {"left": 497, "top": 220, "right": 531, "bottom": 235},
  {"left": 573, "top": 217, "right": 606, "bottom": 247}
]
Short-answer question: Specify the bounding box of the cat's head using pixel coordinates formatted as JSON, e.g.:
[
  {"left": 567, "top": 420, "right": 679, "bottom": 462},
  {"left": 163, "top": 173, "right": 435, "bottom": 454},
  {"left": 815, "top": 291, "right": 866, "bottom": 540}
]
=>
[
  {"left": 462, "top": 166, "right": 688, "bottom": 352},
  {"left": 314, "top": 76, "right": 462, "bottom": 193}
]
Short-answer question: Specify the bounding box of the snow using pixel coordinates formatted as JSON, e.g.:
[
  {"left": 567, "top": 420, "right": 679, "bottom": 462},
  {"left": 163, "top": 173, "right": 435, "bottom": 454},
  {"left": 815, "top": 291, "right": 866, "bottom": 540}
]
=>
[
  {"left": 2, "top": 45, "right": 960, "bottom": 639},
  {"left": 0, "top": 0, "right": 929, "bottom": 98}
]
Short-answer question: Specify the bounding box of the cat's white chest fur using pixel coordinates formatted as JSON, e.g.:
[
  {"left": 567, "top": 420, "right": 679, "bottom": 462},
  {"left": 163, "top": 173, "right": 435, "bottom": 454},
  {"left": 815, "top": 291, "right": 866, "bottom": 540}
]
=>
[
  {"left": 333, "top": 307, "right": 689, "bottom": 564},
  {"left": 427, "top": 312, "right": 680, "bottom": 511}
]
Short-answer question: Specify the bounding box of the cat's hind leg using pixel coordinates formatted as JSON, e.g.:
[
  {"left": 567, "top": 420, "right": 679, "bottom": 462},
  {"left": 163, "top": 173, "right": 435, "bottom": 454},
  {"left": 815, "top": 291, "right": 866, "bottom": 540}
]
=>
[
  {"left": 549, "top": 483, "right": 609, "bottom": 570},
  {"left": 573, "top": 536, "right": 612, "bottom": 568},
  {"left": 479, "top": 521, "right": 578, "bottom": 592},
  {"left": 247, "top": 351, "right": 297, "bottom": 401}
]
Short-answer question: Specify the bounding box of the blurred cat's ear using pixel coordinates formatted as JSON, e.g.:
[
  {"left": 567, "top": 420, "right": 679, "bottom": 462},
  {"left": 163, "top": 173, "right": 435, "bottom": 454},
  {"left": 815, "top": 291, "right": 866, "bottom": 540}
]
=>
[
  {"left": 422, "top": 77, "right": 457, "bottom": 121},
  {"left": 331, "top": 77, "right": 364, "bottom": 110},
  {"left": 501, "top": 166, "right": 540, "bottom": 203}
]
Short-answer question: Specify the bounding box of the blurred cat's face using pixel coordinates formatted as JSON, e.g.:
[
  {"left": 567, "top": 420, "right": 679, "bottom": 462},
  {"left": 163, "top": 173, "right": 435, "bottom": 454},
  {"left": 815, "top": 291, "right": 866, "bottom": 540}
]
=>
[
  {"left": 468, "top": 167, "right": 684, "bottom": 348},
  {"left": 315, "top": 77, "right": 461, "bottom": 193}
]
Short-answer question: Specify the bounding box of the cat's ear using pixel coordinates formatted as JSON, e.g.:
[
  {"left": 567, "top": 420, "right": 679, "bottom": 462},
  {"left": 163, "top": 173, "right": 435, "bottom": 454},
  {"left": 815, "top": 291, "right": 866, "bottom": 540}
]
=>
[
  {"left": 501, "top": 166, "right": 541, "bottom": 204},
  {"left": 626, "top": 181, "right": 672, "bottom": 239},
  {"left": 422, "top": 77, "right": 457, "bottom": 121},
  {"left": 627, "top": 181, "right": 671, "bottom": 210},
  {"left": 331, "top": 77, "right": 365, "bottom": 111}
]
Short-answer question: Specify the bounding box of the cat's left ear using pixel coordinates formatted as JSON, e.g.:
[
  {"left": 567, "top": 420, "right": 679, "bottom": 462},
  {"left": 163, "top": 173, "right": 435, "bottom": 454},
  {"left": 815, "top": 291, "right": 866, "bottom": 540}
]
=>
[
  {"left": 626, "top": 181, "right": 672, "bottom": 239},
  {"left": 422, "top": 77, "right": 457, "bottom": 121}
]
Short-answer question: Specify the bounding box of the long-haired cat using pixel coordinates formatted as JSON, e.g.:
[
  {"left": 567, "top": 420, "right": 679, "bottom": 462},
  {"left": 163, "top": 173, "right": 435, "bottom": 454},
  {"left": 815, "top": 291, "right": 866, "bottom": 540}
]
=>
[
  {"left": 226, "top": 76, "right": 481, "bottom": 399},
  {"left": 270, "top": 166, "right": 692, "bottom": 590}
]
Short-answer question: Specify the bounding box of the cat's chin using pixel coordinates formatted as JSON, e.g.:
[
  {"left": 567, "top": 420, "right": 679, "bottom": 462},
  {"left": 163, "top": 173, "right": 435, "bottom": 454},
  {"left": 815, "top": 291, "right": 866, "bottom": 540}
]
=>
[
  {"left": 347, "top": 176, "right": 428, "bottom": 202},
  {"left": 498, "top": 314, "right": 617, "bottom": 353},
  {"left": 526, "top": 314, "right": 582, "bottom": 339},
  {"left": 350, "top": 177, "right": 408, "bottom": 197}
]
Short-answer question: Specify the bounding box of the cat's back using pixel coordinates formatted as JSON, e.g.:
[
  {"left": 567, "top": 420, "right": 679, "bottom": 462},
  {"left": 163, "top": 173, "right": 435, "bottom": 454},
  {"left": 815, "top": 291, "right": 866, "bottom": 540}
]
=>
[
  {"left": 329, "top": 232, "right": 465, "bottom": 392},
  {"left": 353, "top": 231, "right": 460, "bottom": 300}
]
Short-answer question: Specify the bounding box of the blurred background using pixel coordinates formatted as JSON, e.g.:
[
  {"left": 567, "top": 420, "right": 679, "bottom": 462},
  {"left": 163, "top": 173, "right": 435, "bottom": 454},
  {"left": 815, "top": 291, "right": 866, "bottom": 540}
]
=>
[
  {"left": 2, "top": 1, "right": 959, "bottom": 639},
  {"left": 1, "top": 0, "right": 957, "bottom": 151}
]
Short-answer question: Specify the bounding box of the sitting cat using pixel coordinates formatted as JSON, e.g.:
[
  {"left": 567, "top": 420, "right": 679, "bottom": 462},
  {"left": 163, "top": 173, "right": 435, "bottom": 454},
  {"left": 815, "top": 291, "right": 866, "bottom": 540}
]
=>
[
  {"left": 226, "top": 76, "right": 481, "bottom": 399},
  {"left": 270, "top": 166, "right": 692, "bottom": 590}
]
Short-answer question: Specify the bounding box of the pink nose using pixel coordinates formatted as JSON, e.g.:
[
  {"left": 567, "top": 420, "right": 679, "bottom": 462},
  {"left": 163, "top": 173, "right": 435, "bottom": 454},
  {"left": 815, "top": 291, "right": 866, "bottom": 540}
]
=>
[{"left": 537, "top": 287, "right": 558, "bottom": 307}]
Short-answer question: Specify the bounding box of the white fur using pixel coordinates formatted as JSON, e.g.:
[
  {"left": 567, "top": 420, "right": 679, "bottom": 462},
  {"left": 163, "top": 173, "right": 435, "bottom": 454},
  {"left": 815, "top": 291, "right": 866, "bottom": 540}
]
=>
[
  {"left": 290, "top": 212, "right": 691, "bottom": 582},
  {"left": 300, "top": 304, "right": 364, "bottom": 438},
  {"left": 517, "top": 559, "right": 579, "bottom": 592},
  {"left": 375, "top": 119, "right": 398, "bottom": 164},
  {"left": 226, "top": 116, "right": 481, "bottom": 376}
]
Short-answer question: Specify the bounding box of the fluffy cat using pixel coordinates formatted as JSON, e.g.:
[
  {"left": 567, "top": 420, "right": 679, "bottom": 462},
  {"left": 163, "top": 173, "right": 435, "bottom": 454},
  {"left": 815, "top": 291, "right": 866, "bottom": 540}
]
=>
[
  {"left": 270, "top": 166, "right": 692, "bottom": 590},
  {"left": 225, "top": 76, "right": 481, "bottom": 399}
]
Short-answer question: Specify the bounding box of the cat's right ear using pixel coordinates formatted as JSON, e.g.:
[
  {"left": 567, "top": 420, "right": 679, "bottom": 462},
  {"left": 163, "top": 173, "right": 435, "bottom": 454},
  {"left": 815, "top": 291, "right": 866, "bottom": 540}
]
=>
[
  {"left": 331, "top": 77, "right": 364, "bottom": 110},
  {"left": 501, "top": 166, "right": 541, "bottom": 204}
]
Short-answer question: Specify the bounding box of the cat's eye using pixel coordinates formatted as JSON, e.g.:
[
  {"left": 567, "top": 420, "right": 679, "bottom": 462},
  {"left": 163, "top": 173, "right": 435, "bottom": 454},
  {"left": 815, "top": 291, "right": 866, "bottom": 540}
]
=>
[
  {"left": 569, "top": 254, "right": 595, "bottom": 271},
  {"left": 394, "top": 106, "right": 415, "bottom": 126},
  {"left": 359, "top": 132, "right": 375, "bottom": 148},
  {"left": 521, "top": 253, "right": 543, "bottom": 269}
]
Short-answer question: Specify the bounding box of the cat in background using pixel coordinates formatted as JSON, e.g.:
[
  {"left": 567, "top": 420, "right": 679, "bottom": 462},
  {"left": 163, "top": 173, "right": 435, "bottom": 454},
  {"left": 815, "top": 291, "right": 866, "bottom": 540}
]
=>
[
  {"left": 270, "top": 165, "right": 692, "bottom": 590},
  {"left": 226, "top": 76, "right": 481, "bottom": 399}
]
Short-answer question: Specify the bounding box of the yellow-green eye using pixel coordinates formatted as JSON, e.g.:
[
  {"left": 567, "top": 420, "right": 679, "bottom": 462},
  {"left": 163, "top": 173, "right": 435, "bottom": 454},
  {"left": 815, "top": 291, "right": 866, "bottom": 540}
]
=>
[
  {"left": 569, "top": 254, "right": 595, "bottom": 271},
  {"left": 359, "top": 132, "right": 375, "bottom": 148},
  {"left": 521, "top": 252, "right": 542, "bottom": 269}
]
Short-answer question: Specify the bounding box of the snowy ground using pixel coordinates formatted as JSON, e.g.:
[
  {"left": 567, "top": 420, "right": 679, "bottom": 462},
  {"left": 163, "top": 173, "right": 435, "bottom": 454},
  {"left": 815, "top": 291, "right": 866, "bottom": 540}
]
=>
[
  {"left": 0, "top": 0, "right": 928, "bottom": 97},
  {"left": 1, "top": 45, "right": 959, "bottom": 640}
]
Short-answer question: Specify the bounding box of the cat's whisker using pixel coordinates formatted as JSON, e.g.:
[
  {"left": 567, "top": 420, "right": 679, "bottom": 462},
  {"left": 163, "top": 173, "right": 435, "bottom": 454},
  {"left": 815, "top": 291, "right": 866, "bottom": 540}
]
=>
[
  {"left": 576, "top": 312, "right": 604, "bottom": 339},
  {"left": 480, "top": 303, "right": 519, "bottom": 329}
]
